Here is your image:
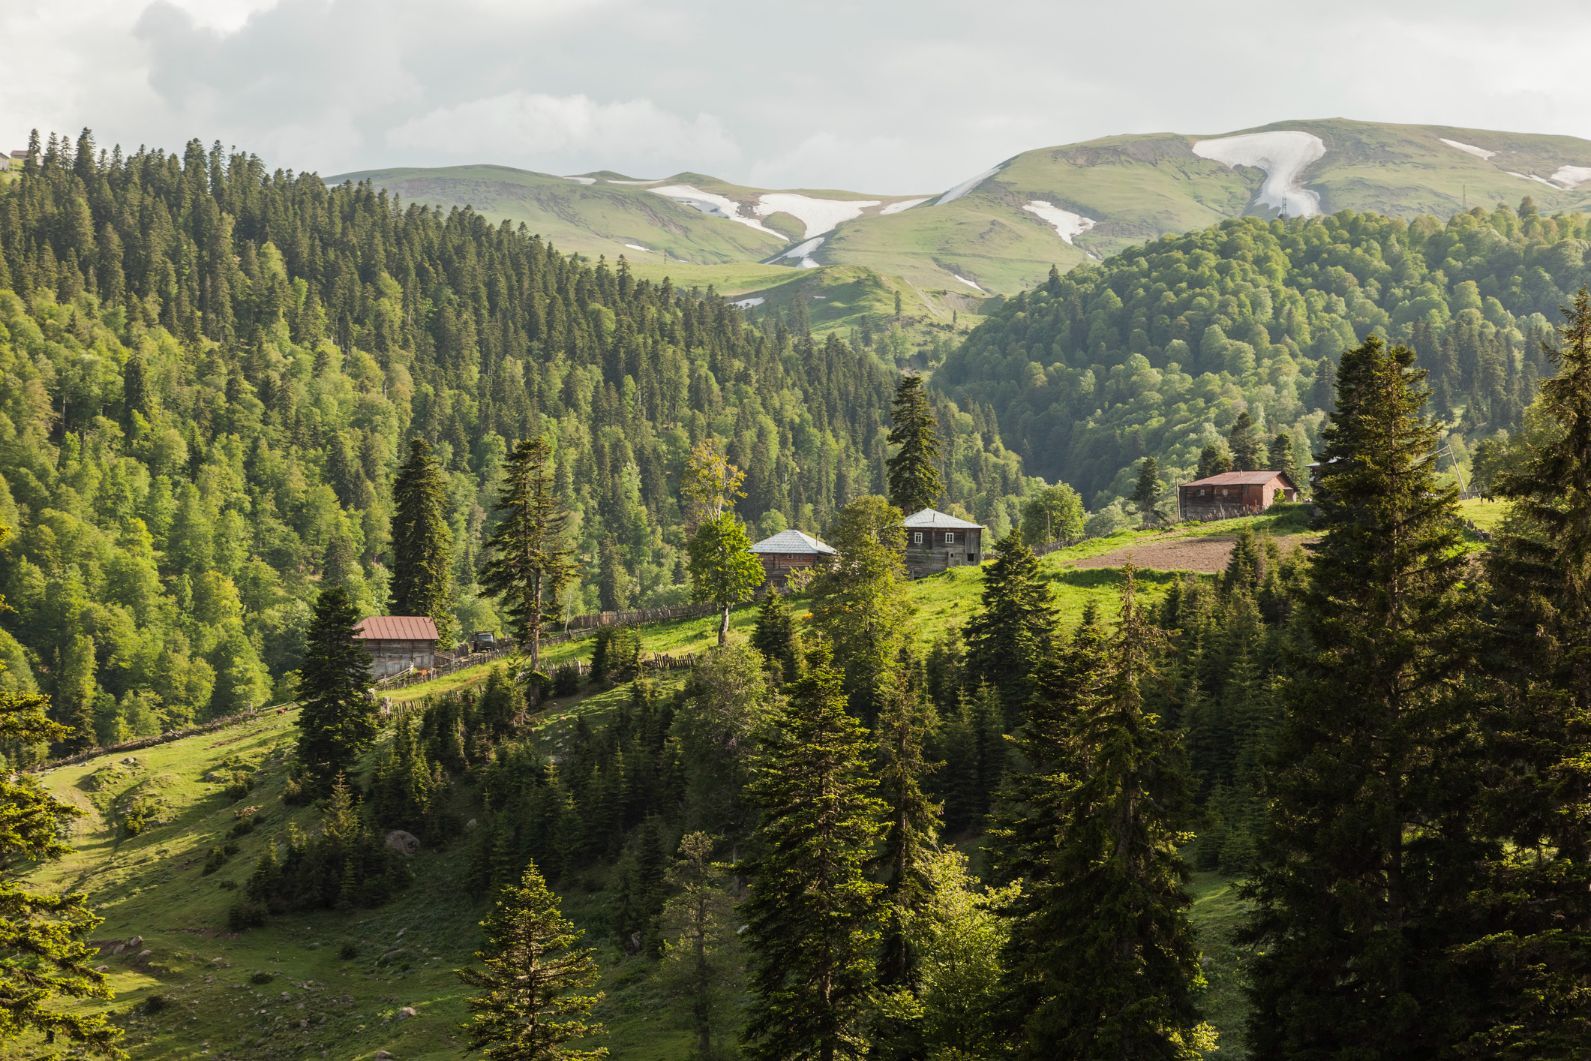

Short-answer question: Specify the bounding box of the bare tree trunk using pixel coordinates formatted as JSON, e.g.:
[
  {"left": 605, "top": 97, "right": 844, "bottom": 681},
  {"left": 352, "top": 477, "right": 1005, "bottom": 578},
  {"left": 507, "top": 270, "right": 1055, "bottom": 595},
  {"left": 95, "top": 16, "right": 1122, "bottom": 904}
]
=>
[{"left": 718, "top": 603, "right": 730, "bottom": 645}]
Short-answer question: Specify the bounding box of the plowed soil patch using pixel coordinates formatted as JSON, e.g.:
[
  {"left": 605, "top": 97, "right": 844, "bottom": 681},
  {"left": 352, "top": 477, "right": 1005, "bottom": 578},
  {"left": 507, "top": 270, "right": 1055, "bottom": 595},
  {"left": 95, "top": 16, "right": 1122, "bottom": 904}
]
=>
[{"left": 1071, "top": 533, "right": 1312, "bottom": 574}]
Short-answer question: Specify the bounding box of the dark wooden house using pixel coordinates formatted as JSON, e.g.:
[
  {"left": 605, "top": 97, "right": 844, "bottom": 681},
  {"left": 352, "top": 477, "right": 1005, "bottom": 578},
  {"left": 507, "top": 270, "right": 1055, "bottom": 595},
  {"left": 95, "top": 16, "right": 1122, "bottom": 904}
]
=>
[
  {"left": 354, "top": 615, "right": 439, "bottom": 680},
  {"left": 1177, "top": 470, "right": 1299, "bottom": 521},
  {"left": 750, "top": 528, "right": 835, "bottom": 586},
  {"left": 903, "top": 508, "right": 984, "bottom": 577}
]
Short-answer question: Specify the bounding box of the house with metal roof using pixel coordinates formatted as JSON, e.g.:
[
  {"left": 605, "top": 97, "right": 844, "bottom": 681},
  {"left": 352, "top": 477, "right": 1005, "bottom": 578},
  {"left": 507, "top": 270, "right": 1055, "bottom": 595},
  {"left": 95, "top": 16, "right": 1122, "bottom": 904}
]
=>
[
  {"left": 1177, "top": 470, "right": 1299, "bottom": 521},
  {"left": 750, "top": 528, "right": 836, "bottom": 587},
  {"left": 354, "top": 615, "right": 439, "bottom": 680},
  {"left": 902, "top": 508, "right": 984, "bottom": 577}
]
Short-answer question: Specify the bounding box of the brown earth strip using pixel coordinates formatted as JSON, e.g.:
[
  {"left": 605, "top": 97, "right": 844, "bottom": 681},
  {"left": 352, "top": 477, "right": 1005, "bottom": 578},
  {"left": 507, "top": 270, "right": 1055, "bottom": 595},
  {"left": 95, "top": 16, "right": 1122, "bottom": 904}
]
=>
[{"left": 1071, "top": 533, "right": 1314, "bottom": 574}]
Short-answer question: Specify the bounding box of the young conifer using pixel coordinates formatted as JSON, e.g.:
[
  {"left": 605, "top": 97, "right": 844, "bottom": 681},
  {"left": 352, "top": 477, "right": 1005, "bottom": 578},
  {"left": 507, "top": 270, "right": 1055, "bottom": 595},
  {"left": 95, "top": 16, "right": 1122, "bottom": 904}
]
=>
[
  {"left": 482, "top": 436, "right": 574, "bottom": 673},
  {"left": 295, "top": 583, "right": 378, "bottom": 791},
  {"left": 886, "top": 375, "right": 944, "bottom": 515},
  {"left": 390, "top": 437, "right": 455, "bottom": 645}
]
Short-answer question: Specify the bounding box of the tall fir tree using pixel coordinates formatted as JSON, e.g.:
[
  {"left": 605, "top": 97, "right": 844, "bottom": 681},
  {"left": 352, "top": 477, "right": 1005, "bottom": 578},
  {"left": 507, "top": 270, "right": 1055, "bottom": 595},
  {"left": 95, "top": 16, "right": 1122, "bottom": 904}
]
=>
[
  {"left": 876, "top": 663, "right": 943, "bottom": 991},
  {"left": 1133, "top": 456, "right": 1166, "bottom": 528},
  {"left": 1245, "top": 335, "right": 1487, "bottom": 1057},
  {"left": 741, "top": 655, "right": 885, "bottom": 1061},
  {"left": 0, "top": 517, "right": 123, "bottom": 1056},
  {"left": 1196, "top": 442, "right": 1232, "bottom": 480},
  {"left": 749, "top": 586, "right": 799, "bottom": 683},
  {"left": 992, "top": 572, "right": 1212, "bottom": 1059},
  {"left": 482, "top": 437, "right": 574, "bottom": 673},
  {"left": 295, "top": 583, "right": 378, "bottom": 791},
  {"left": 460, "top": 859, "right": 606, "bottom": 1060},
  {"left": 809, "top": 495, "right": 909, "bottom": 722},
  {"left": 1228, "top": 410, "right": 1261, "bottom": 470},
  {"left": 1467, "top": 289, "right": 1591, "bottom": 1054},
  {"left": 1266, "top": 432, "right": 1298, "bottom": 484},
  {"left": 962, "top": 528, "right": 1058, "bottom": 721},
  {"left": 658, "top": 832, "right": 740, "bottom": 1061},
  {"left": 389, "top": 437, "right": 456, "bottom": 646},
  {"left": 886, "top": 375, "right": 944, "bottom": 515}
]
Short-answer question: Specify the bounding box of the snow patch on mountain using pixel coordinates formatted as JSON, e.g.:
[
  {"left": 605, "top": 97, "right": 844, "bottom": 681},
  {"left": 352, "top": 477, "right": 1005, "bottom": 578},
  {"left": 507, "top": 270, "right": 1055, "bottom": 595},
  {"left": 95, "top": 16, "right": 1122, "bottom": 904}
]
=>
[
  {"left": 1023, "top": 200, "right": 1096, "bottom": 244},
  {"left": 645, "top": 185, "right": 783, "bottom": 239},
  {"left": 754, "top": 193, "right": 880, "bottom": 239},
  {"left": 1192, "top": 130, "right": 1326, "bottom": 217},
  {"left": 936, "top": 164, "right": 1005, "bottom": 205},
  {"left": 732, "top": 296, "right": 765, "bottom": 308},
  {"left": 1509, "top": 171, "right": 1559, "bottom": 188},
  {"left": 1439, "top": 138, "right": 1496, "bottom": 160},
  {"left": 774, "top": 236, "right": 825, "bottom": 269},
  {"left": 562, "top": 175, "right": 596, "bottom": 185},
  {"left": 881, "top": 197, "right": 929, "bottom": 215},
  {"left": 1551, "top": 165, "right": 1591, "bottom": 187},
  {"left": 952, "top": 273, "right": 983, "bottom": 291},
  {"left": 623, "top": 243, "right": 651, "bottom": 252}
]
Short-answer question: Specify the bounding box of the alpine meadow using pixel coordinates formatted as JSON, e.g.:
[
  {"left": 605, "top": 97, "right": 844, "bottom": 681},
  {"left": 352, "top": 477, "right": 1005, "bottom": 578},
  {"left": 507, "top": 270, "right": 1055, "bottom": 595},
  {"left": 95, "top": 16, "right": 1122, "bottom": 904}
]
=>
[{"left": 4, "top": 6, "right": 1591, "bottom": 1058}]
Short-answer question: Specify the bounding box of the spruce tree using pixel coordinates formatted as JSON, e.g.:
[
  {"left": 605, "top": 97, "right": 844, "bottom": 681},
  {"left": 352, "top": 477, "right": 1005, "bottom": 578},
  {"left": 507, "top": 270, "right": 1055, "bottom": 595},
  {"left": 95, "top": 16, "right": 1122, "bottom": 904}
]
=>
[
  {"left": 1133, "top": 456, "right": 1166, "bottom": 527},
  {"left": 482, "top": 437, "right": 574, "bottom": 673},
  {"left": 992, "top": 572, "right": 1212, "bottom": 1059},
  {"left": 1246, "top": 335, "right": 1486, "bottom": 1057},
  {"left": 460, "top": 859, "right": 606, "bottom": 1060},
  {"left": 741, "top": 655, "right": 884, "bottom": 1060},
  {"left": 808, "top": 495, "right": 909, "bottom": 722},
  {"left": 295, "top": 583, "right": 378, "bottom": 791},
  {"left": 1266, "top": 432, "right": 1298, "bottom": 483},
  {"left": 390, "top": 437, "right": 455, "bottom": 646},
  {"left": 876, "top": 664, "right": 943, "bottom": 991},
  {"left": 1196, "top": 442, "right": 1232, "bottom": 480},
  {"left": 1228, "top": 410, "right": 1261, "bottom": 470},
  {"left": 1467, "top": 289, "right": 1591, "bottom": 1054},
  {"left": 963, "top": 528, "right": 1057, "bottom": 720},
  {"left": 0, "top": 608, "right": 123, "bottom": 1053},
  {"left": 659, "top": 832, "right": 739, "bottom": 1061},
  {"left": 886, "top": 375, "right": 943, "bottom": 515},
  {"left": 749, "top": 586, "right": 799, "bottom": 683}
]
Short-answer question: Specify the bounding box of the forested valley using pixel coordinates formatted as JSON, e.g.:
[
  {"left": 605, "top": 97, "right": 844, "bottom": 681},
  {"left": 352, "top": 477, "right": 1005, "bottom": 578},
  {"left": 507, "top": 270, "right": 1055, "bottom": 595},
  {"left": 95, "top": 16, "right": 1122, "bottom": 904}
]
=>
[{"left": 2, "top": 130, "right": 1590, "bottom": 1061}]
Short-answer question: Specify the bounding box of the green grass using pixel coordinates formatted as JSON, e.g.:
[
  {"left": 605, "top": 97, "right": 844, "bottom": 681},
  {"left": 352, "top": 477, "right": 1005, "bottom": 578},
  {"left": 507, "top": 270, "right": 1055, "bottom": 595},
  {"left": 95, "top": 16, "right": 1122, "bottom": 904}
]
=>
[
  {"left": 1189, "top": 872, "right": 1254, "bottom": 1059},
  {"left": 1458, "top": 497, "right": 1512, "bottom": 532}
]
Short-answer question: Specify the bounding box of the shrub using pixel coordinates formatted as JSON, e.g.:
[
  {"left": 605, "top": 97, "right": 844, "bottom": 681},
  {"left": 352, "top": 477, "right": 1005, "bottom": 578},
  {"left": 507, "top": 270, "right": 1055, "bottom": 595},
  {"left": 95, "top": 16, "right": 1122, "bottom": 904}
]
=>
[{"left": 227, "top": 901, "right": 267, "bottom": 931}]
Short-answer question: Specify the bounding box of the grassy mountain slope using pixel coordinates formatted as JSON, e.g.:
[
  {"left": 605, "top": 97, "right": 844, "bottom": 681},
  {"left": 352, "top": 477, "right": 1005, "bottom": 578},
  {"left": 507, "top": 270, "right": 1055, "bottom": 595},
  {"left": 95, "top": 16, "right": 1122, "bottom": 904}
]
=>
[
  {"left": 18, "top": 511, "right": 1310, "bottom": 1058},
  {"left": 337, "top": 119, "right": 1591, "bottom": 330}
]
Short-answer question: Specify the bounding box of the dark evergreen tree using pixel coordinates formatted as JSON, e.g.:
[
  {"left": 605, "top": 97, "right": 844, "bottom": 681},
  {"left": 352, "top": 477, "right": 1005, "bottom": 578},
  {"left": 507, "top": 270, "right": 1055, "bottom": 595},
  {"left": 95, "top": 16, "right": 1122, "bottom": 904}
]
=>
[
  {"left": 742, "top": 655, "right": 884, "bottom": 1060},
  {"left": 962, "top": 529, "right": 1057, "bottom": 720},
  {"left": 1466, "top": 289, "right": 1591, "bottom": 1055},
  {"left": 1195, "top": 442, "right": 1232, "bottom": 480},
  {"left": 886, "top": 375, "right": 943, "bottom": 515},
  {"left": 295, "top": 584, "right": 378, "bottom": 790},
  {"left": 993, "top": 573, "right": 1211, "bottom": 1059},
  {"left": 460, "top": 859, "right": 606, "bottom": 1060},
  {"left": 1266, "top": 432, "right": 1298, "bottom": 483},
  {"left": 482, "top": 437, "right": 574, "bottom": 673},
  {"left": 1132, "top": 456, "right": 1166, "bottom": 527},
  {"left": 389, "top": 437, "right": 455, "bottom": 646},
  {"left": 749, "top": 586, "right": 799, "bottom": 683},
  {"left": 876, "top": 665, "right": 942, "bottom": 991},
  {"left": 1246, "top": 335, "right": 1487, "bottom": 1057},
  {"left": 1227, "top": 411, "right": 1261, "bottom": 470}
]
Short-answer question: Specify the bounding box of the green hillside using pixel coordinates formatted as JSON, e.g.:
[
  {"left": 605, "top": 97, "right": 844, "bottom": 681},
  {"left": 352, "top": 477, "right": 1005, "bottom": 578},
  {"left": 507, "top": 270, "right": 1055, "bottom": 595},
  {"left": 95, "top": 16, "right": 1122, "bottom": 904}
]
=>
[
  {"left": 336, "top": 119, "right": 1591, "bottom": 333},
  {"left": 16, "top": 511, "right": 1301, "bottom": 1058}
]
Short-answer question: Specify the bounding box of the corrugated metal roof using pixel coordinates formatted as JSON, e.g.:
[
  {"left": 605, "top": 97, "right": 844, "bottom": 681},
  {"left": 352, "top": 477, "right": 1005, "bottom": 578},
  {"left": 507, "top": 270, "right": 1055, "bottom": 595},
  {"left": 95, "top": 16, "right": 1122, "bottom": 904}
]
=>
[
  {"left": 354, "top": 615, "right": 439, "bottom": 641},
  {"left": 1183, "top": 470, "right": 1295, "bottom": 488},
  {"left": 750, "top": 529, "right": 836, "bottom": 555},
  {"left": 902, "top": 507, "right": 983, "bottom": 530}
]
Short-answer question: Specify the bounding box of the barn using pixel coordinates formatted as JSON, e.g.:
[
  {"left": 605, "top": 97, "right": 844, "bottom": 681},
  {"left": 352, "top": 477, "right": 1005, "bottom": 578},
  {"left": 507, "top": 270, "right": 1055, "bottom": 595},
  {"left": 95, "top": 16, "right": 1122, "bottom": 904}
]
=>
[
  {"left": 903, "top": 508, "right": 984, "bottom": 577},
  {"left": 1178, "top": 470, "right": 1300, "bottom": 521},
  {"left": 750, "top": 528, "right": 835, "bottom": 586},
  {"left": 354, "top": 615, "right": 439, "bottom": 680}
]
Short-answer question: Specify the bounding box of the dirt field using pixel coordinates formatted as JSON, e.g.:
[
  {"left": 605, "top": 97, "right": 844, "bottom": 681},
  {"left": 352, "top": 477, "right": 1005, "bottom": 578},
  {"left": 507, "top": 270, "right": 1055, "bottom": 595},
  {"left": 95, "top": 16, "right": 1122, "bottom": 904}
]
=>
[{"left": 1072, "top": 533, "right": 1313, "bottom": 574}]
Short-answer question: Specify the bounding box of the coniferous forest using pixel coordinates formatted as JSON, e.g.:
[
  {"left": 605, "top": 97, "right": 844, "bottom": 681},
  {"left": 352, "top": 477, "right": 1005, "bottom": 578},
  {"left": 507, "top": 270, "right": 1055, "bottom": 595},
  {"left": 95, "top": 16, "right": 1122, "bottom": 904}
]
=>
[{"left": 2, "top": 127, "right": 1590, "bottom": 1060}]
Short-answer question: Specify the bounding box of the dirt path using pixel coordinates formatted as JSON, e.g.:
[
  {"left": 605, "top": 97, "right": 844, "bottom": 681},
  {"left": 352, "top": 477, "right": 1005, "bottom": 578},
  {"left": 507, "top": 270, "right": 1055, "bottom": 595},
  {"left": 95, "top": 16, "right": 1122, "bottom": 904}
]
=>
[{"left": 1072, "top": 533, "right": 1313, "bottom": 574}]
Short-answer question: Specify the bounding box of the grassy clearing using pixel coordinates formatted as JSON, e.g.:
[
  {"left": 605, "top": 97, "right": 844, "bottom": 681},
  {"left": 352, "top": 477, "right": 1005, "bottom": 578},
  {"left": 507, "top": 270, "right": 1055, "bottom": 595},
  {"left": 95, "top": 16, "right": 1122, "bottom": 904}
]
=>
[
  {"left": 1189, "top": 872, "right": 1254, "bottom": 1059},
  {"left": 1458, "top": 497, "right": 1511, "bottom": 532}
]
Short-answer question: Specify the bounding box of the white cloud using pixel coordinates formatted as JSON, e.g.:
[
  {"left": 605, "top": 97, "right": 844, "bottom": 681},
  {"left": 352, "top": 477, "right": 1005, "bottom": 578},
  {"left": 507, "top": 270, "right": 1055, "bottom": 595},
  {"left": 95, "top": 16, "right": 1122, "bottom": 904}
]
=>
[{"left": 386, "top": 92, "right": 740, "bottom": 174}]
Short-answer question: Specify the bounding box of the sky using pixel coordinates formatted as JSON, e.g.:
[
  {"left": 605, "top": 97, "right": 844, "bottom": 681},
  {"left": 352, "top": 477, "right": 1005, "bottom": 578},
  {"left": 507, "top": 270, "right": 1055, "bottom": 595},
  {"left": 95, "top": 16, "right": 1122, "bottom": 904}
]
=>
[{"left": 4, "top": 0, "right": 1590, "bottom": 193}]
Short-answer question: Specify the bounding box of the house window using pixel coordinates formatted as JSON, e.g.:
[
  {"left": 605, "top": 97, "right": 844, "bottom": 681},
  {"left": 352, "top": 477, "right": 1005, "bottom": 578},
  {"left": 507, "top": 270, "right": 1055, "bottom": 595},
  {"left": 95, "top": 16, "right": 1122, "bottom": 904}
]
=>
[
  {"left": 913, "top": 531, "right": 923, "bottom": 545},
  {"left": 944, "top": 531, "right": 954, "bottom": 543}
]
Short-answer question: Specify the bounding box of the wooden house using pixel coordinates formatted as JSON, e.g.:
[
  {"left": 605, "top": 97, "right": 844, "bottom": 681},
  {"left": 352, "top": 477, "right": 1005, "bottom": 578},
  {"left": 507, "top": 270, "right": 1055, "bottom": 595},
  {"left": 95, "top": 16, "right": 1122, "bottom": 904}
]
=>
[
  {"left": 750, "top": 528, "right": 835, "bottom": 586},
  {"left": 1177, "top": 470, "right": 1299, "bottom": 521},
  {"left": 903, "top": 508, "right": 984, "bottom": 577},
  {"left": 354, "top": 615, "right": 439, "bottom": 680}
]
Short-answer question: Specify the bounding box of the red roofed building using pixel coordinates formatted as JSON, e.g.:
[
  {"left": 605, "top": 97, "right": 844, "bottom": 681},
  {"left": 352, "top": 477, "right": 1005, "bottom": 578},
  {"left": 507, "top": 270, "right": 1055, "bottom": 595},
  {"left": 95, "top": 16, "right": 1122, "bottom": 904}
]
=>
[
  {"left": 1178, "top": 470, "right": 1299, "bottom": 521},
  {"left": 354, "top": 615, "right": 439, "bottom": 679}
]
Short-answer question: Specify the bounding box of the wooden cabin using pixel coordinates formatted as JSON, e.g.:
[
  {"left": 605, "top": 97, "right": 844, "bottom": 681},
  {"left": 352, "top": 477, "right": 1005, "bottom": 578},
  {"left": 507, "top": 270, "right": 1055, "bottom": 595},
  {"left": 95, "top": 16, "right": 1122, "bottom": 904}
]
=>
[
  {"left": 354, "top": 615, "right": 439, "bottom": 680},
  {"left": 750, "top": 529, "right": 836, "bottom": 586},
  {"left": 903, "top": 508, "right": 984, "bottom": 577},
  {"left": 1178, "top": 470, "right": 1299, "bottom": 521}
]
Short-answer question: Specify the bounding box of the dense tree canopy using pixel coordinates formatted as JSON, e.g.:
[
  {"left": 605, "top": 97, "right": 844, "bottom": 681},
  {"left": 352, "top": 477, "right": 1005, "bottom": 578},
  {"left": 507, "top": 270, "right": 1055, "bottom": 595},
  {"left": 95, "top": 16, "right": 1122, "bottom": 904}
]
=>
[{"left": 940, "top": 205, "right": 1579, "bottom": 501}]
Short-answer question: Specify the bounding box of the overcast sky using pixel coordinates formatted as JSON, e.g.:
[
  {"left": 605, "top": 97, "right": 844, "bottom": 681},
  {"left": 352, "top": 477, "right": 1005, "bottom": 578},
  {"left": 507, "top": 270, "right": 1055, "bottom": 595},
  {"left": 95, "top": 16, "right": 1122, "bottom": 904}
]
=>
[{"left": 4, "top": 0, "right": 1589, "bottom": 193}]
